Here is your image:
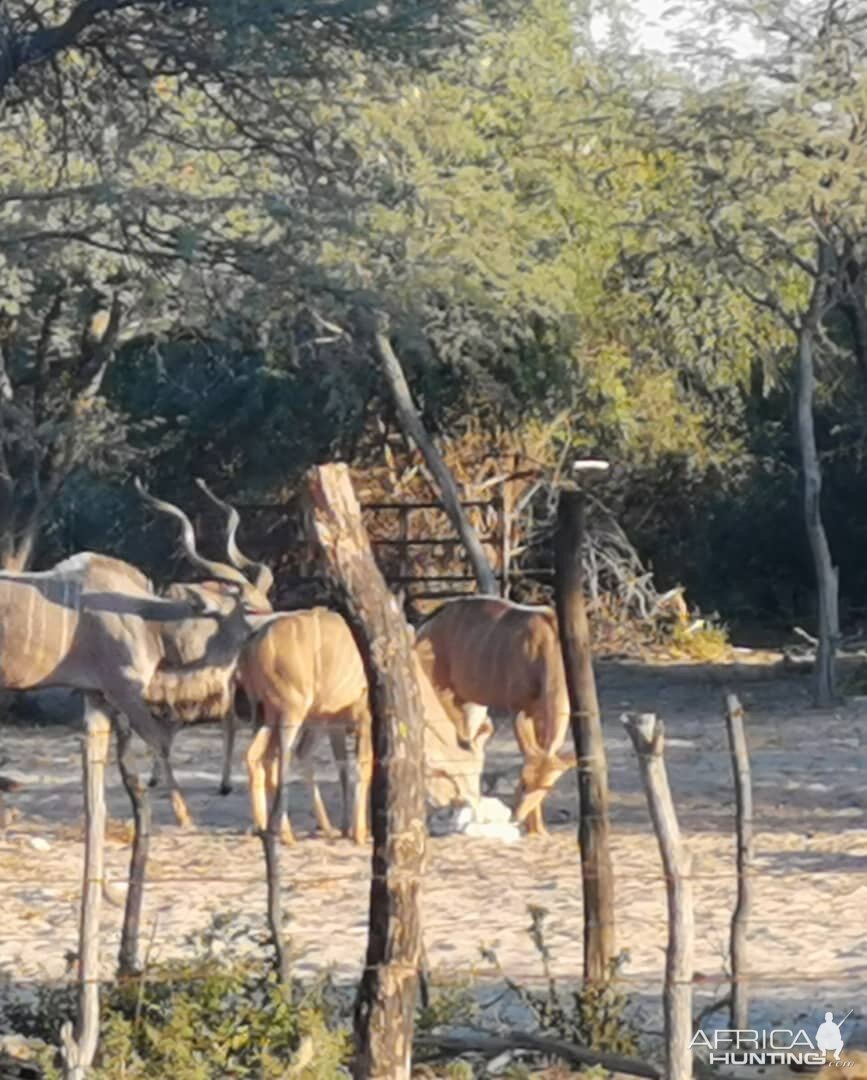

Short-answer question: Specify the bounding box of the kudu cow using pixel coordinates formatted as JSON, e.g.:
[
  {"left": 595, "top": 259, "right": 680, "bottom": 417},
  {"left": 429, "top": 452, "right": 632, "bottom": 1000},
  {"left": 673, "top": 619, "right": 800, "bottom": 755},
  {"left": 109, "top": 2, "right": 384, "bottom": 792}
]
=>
[
  {"left": 239, "top": 607, "right": 491, "bottom": 844},
  {"left": 134, "top": 479, "right": 275, "bottom": 826},
  {"left": 415, "top": 596, "right": 578, "bottom": 835}
]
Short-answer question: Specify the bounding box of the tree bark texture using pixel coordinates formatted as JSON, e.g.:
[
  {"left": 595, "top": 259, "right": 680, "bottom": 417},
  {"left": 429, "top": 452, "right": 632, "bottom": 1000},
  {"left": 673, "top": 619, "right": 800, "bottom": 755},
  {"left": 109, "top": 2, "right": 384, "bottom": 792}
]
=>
[
  {"left": 304, "top": 463, "right": 426, "bottom": 1080},
  {"left": 623, "top": 713, "right": 694, "bottom": 1080},
  {"left": 374, "top": 323, "right": 499, "bottom": 595},
  {"left": 262, "top": 719, "right": 291, "bottom": 987},
  {"left": 797, "top": 254, "right": 839, "bottom": 706},
  {"left": 724, "top": 693, "right": 753, "bottom": 1030},
  {"left": 553, "top": 489, "right": 615, "bottom": 982},
  {"left": 61, "top": 697, "right": 111, "bottom": 1079},
  {"left": 116, "top": 723, "right": 152, "bottom": 978}
]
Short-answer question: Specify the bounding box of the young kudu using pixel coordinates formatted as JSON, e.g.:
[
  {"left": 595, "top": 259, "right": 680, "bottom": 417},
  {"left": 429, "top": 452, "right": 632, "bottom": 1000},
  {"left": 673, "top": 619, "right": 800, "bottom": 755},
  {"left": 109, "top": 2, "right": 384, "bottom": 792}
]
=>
[{"left": 239, "top": 607, "right": 491, "bottom": 844}]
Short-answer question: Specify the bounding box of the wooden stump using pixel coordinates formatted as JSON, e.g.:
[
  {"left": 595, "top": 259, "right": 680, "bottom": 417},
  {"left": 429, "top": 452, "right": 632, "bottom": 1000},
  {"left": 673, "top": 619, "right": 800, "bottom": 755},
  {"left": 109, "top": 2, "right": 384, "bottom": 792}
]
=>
[
  {"left": 305, "top": 463, "right": 426, "bottom": 1080},
  {"left": 623, "top": 713, "right": 693, "bottom": 1080},
  {"left": 62, "top": 697, "right": 112, "bottom": 1079},
  {"left": 554, "top": 489, "right": 615, "bottom": 982},
  {"left": 724, "top": 693, "right": 753, "bottom": 1029}
]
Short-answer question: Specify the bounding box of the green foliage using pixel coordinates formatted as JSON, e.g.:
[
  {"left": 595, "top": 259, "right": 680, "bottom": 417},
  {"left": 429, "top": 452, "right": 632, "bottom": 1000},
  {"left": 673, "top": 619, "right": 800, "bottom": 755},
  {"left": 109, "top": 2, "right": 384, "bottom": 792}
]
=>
[
  {"left": 7, "top": 959, "right": 351, "bottom": 1079},
  {"left": 416, "top": 977, "right": 479, "bottom": 1033},
  {"left": 481, "top": 906, "right": 640, "bottom": 1058}
]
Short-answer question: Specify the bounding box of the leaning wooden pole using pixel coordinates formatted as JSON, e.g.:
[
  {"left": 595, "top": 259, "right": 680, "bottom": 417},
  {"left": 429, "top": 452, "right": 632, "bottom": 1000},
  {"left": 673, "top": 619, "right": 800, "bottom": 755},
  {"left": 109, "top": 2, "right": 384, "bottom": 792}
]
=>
[
  {"left": 724, "top": 693, "right": 753, "bottom": 1029},
  {"left": 305, "top": 463, "right": 427, "bottom": 1080},
  {"left": 373, "top": 318, "right": 499, "bottom": 595},
  {"left": 61, "top": 699, "right": 112, "bottom": 1079},
  {"left": 554, "top": 489, "right": 615, "bottom": 982},
  {"left": 623, "top": 713, "right": 693, "bottom": 1080}
]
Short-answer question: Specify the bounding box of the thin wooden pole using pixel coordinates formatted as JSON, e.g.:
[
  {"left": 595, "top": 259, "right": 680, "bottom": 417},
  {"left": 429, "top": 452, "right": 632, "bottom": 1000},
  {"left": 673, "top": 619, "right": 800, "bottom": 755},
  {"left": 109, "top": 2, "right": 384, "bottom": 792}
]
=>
[
  {"left": 623, "top": 713, "right": 693, "bottom": 1080},
  {"left": 61, "top": 698, "right": 111, "bottom": 1079},
  {"left": 262, "top": 721, "right": 291, "bottom": 987},
  {"left": 373, "top": 320, "right": 499, "bottom": 595},
  {"left": 305, "top": 463, "right": 426, "bottom": 1080},
  {"left": 497, "top": 483, "right": 512, "bottom": 598},
  {"left": 554, "top": 489, "right": 615, "bottom": 982},
  {"left": 116, "top": 723, "right": 152, "bottom": 977},
  {"left": 724, "top": 693, "right": 753, "bottom": 1029}
]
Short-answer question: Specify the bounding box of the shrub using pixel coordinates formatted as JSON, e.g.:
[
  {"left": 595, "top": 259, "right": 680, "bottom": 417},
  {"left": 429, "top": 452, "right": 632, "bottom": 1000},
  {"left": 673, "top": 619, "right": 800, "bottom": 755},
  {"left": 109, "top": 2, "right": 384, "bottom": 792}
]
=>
[{"left": 6, "top": 959, "right": 350, "bottom": 1079}]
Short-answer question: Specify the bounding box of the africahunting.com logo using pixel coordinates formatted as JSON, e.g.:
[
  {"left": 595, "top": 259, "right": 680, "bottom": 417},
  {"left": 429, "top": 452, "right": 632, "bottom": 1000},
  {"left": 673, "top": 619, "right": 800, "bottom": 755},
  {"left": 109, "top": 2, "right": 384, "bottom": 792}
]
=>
[{"left": 691, "top": 1010, "right": 856, "bottom": 1067}]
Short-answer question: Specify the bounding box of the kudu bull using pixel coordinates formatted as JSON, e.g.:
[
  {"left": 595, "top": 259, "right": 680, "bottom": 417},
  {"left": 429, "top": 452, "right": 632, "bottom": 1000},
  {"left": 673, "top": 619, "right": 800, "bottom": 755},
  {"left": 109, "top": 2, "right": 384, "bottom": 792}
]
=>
[
  {"left": 0, "top": 546, "right": 260, "bottom": 1069},
  {"left": 133, "top": 478, "right": 275, "bottom": 826}
]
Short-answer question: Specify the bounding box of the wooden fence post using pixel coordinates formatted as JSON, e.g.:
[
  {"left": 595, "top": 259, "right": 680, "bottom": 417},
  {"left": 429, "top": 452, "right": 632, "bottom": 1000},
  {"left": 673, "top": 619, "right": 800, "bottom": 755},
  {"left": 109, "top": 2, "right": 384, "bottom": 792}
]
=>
[
  {"left": 116, "top": 723, "right": 152, "bottom": 977},
  {"left": 61, "top": 698, "right": 112, "bottom": 1079},
  {"left": 554, "top": 488, "right": 615, "bottom": 982},
  {"left": 623, "top": 713, "right": 693, "bottom": 1080},
  {"left": 305, "top": 463, "right": 426, "bottom": 1080},
  {"left": 724, "top": 693, "right": 753, "bottom": 1029},
  {"left": 262, "top": 721, "right": 291, "bottom": 987}
]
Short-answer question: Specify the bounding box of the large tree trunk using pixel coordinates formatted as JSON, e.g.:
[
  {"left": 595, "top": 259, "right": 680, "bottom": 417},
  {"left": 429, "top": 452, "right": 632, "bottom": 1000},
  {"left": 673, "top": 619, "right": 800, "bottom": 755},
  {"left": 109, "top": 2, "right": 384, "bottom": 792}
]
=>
[
  {"left": 373, "top": 322, "right": 499, "bottom": 595},
  {"left": 305, "top": 463, "right": 426, "bottom": 1080},
  {"left": 797, "top": 263, "right": 839, "bottom": 706},
  {"left": 553, "top": 490, "right": 615, "bottom": 982}
]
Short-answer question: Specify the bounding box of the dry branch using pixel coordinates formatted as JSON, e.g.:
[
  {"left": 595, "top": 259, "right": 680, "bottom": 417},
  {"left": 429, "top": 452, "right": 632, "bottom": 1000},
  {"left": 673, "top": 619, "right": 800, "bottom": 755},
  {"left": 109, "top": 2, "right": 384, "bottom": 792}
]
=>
[
  {"left": 61, "top": 699, "right": 112, "bottom": 1080},
  {"left": 415, "top": 1030, "right": 660, "bottom": 1077},
  {"left": 262, "top": 721, "right": 291, "bottom": 987},
  {"left": 623, "top": 712, "right": 694, "bottom": 1080},
  {"left": 724, "top": 693, "right": 753, "bottom": 1029},
  {"left": 116, "top": 724, "right": 152, "bottom": 977},
  {"left": 373, "top": 320, "right": 499, "bottom": 595}
]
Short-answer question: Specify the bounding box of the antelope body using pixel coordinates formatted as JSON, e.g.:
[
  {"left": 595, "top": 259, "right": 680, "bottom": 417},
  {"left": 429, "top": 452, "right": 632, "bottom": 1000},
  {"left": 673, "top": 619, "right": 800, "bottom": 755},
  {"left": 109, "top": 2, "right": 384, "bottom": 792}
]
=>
[
  {"left": 415, "top": 595, "right": 577, "bottom": 834},
  {"left": 239, "top": 607, "right": 490, "bottom": 844},
  {"left": 135, "top": 479, "right": 276, "bottom": 824},
  {"left": 0, "top": 552, "right": 237, "bottom": 740}
]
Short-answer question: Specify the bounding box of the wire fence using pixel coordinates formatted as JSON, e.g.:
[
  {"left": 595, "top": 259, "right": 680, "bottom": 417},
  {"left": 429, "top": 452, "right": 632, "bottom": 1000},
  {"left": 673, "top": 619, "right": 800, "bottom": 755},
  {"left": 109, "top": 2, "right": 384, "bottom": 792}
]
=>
[{"left": 1, "top": 666, "right": 866, "bottom": 1075}]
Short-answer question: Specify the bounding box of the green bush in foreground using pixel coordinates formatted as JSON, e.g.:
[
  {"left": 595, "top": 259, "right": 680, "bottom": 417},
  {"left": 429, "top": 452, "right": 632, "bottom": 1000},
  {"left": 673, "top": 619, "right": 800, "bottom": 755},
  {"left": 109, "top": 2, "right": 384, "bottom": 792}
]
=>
[{"left": 8, "top": 959, "right": 351, "bottom": 1079}]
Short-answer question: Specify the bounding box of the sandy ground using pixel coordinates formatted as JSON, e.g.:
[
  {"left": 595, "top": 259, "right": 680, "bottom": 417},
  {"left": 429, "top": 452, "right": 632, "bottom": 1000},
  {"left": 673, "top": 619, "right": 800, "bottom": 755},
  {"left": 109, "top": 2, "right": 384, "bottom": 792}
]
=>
[{"left": 1, "top": 658, "right": 866, "bottom": 1054}]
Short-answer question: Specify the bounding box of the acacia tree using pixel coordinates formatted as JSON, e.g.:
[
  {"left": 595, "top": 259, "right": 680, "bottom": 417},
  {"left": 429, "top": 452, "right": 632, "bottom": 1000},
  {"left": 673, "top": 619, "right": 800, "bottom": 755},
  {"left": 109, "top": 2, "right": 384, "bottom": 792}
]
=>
[{"left": 0, "top": 0, "right": 487, "bottom": 567}]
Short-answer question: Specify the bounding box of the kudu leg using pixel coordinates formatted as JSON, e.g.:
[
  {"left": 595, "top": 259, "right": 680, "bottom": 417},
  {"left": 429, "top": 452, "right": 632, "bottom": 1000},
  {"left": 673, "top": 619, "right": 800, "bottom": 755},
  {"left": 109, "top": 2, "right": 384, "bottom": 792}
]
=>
[
  {"left": 61, "top": 698, "right": 111, "bottom": 1079},
  {"left": 297, "top": 727, "right": 340, "bottom": 839},
  {"left": 352, "top": 719, "right": 373, "bottom": 845},
  {"left": 329, "top": 726, "right": 351, "bottom": 837},
  {"left": 246, "top": 723, "right": 272, "bottom": 836},
  {"left": 164, "top": 756, "right": 194, "bottom": 830},
  {"left": 218, "top": 713, "right": 235, "bottom": 796},
  {"left": 263, "top": 716, "right": 302, "bottom": 844},
  {"left": 115, "top": 722, "right": 152, "bottom": 977},
  {"left": 513, "top": 713, "right": 548, "bottom": 837}
]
